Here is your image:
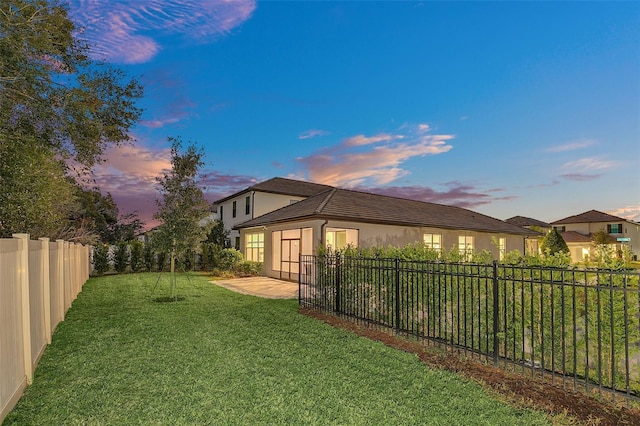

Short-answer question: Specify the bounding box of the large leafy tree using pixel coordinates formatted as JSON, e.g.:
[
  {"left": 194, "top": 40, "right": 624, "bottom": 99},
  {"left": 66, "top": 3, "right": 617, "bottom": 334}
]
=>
[
  {"left": 0, "top": 0, "right": 142, "bottom": 238},
  {"left": 152, "top": 138, "right": 213, "bottom": 298}
]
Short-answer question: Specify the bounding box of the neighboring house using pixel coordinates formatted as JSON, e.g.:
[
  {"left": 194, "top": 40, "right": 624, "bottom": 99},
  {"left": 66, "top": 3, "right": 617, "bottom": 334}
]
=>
[
  {"left": 505, "top": 216, "right": 550, "bottom": 255},
  {"left": 213, "top": 177, "right": 333, "bottom": 252},
  {"left": 550, "top": 210, "right": 640, "bottom": 263},
  {"left": 234, "top": 185, "right": 538, "bottom": 281}
]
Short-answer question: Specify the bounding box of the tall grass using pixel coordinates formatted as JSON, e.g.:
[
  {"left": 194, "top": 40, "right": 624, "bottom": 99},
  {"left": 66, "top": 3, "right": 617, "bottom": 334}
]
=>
[{"left": 3, "top": 273, "right": 550, "bottom": 425}]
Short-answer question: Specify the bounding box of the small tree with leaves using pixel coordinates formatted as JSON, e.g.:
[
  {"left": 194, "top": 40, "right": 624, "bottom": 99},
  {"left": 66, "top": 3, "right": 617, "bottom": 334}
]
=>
[
  {"left": 540, "top": 229, "right": 569, "bottom": 256},
  {"left": 152, "top": 138, "right": 212, "bottom": 299}
]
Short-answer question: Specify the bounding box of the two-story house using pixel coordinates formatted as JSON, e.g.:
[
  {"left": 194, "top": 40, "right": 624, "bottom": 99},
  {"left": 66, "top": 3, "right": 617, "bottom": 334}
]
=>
[
  {"left": 212, "top": 177, "right": 333, "bottom": 255},
  {"left": 550, "top": 210, "right": 640, "bottom": 263}
]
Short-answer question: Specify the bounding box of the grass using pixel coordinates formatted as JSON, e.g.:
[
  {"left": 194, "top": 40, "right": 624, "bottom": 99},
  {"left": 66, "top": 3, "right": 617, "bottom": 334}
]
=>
[{"left": 3, "top": 273, "right": 551, "bottom": 425}]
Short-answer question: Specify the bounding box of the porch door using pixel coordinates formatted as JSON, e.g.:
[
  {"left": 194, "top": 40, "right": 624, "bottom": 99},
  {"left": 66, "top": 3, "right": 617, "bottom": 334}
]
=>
[{"left": 280, "top": 238, "right": 300, "bottom": 281}]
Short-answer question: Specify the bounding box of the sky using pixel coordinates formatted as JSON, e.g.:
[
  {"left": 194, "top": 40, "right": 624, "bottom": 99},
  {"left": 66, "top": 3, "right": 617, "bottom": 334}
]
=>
[{"left": 67, "top": 1, "right": 640, "bottom": 229}]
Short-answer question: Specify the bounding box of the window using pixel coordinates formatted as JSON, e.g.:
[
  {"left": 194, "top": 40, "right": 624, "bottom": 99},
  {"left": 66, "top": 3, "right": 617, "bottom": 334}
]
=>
[
  {"left": 219, "top": 205, "right": 223, "bottom": 220},
  {"left": 553, "top": 226, "right": 565, "bottom": 232},
  {"left": 458, "top": 235, "right": 474, "bottom": 260},
  {"left": 234, "top": 236, "right": 240, "bottom": 250},
  {"left": 423, "top": 233, "right": 442, "bottom": 251},
  {"left": 232, "top": 201, "right": 237, "bottom": 218},
  {"left": 325, "top": 228, "right": 358, "bottom": 251},
  {"left": 245, "top": 233, "right": 264, "bottom": 262},
  {"left": 245, "top": 196, "right": 251, "bottom": 215},
  {"left": 498, "top": 237, "right": 506, "bottom": 261},
  {"left": 607, "top": 223, "right": 623, "bottom": 234}
]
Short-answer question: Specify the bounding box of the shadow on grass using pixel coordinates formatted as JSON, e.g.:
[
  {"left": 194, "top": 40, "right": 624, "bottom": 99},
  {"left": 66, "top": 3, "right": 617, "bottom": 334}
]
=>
[{"left": 153, "top": 296, "right": 186, "bottom": 303}]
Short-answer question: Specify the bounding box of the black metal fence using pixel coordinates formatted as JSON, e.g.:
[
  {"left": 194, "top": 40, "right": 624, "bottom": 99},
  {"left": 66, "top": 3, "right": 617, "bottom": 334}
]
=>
[{"left": 299, "top": 254, "right": 640, "bottom": 406}]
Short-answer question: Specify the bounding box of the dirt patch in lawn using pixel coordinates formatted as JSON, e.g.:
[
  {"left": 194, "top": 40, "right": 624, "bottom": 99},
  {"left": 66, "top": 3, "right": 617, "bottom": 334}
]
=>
[{"left": 300, "top": 308, "right": 640, "bottom": 426}]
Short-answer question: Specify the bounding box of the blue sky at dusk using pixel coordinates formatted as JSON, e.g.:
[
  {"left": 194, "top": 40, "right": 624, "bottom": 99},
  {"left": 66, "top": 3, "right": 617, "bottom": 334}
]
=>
[{"left": 68, "top": 1, "right": 640, "bottom": 229}]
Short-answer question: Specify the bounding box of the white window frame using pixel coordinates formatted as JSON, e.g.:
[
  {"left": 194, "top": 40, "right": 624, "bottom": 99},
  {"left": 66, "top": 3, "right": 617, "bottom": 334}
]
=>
[
  {"left": 245, "top": 232, "right": 264, "bottom": 262},
  {"left": 423, "top": 233, "right": 442, "bottom": 251}
]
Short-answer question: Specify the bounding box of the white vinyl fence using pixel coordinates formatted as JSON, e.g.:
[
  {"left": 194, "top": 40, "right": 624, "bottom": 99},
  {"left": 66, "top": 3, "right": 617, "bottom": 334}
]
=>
[{"left": 0, "top": 234, "right": 90, "bottom": 423}]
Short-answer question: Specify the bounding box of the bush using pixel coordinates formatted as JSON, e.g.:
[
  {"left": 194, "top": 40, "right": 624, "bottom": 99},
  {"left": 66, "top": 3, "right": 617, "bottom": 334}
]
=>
[
  {"left": 129, "top": 240, "right": 143, "bottom": 272},
  {"left": 233, "top": 261, "right": 263, "bottom": 277},
  {"left": 93, "top": 244, "right": 110, "bottom": 275},
  {"left": 156, "top": 251, "right": 167, "bottom": 271},
  {"left": 218, "top": 248, "right": 243, "bottom": 271},
  {"left": 113, "top": 241, "right": 129, "bottom": 273},
  {"left": 143, "top": 243, "right": 153, "bottom": 271}
]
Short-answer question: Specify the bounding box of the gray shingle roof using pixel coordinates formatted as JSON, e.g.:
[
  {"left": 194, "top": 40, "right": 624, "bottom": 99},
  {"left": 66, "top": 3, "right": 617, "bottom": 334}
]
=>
[
  {"left": 552, "top": 210, "right": 624, "bottom": 225},
  {"left": 235, "top": 187, "right": 538, "bottom": 236},
  {"left": 505, "top": 216, "right": 551, "bottom": 228},
  {"left": 213, "top": 177, "right": 333, "bottom": 205}
]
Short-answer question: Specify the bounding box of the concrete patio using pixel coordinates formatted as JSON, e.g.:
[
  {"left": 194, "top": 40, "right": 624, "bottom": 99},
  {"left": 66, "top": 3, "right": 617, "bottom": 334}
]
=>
[{"left": 212, "top": 277, "right": 298, "bottom": 299}]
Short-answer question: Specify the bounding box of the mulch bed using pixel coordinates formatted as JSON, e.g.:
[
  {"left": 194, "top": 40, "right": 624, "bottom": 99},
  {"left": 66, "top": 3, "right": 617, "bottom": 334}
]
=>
[{"left": 300, "top": 308, "right": 640, "bottom": 426}]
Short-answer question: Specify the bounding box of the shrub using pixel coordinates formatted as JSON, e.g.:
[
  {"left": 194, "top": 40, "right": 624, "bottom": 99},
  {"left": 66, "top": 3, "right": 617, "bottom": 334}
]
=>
[
  {"left": 218, "top": 248, "right": 243, "bottom": 271},
  {"left": 143, "top": 243, "right": 153, "bottom": 271},
  {"left": 93, "top": 244, "right": 110, "bottom": 275},
  {"left": 113, "top": 241, "right": 129, "bottom": 273},
  {"left": 129, "top": 240, "right": 143, "bottom": 272},
  {"left": 233, "top": 261, "right": 263, "bottom": 277}
]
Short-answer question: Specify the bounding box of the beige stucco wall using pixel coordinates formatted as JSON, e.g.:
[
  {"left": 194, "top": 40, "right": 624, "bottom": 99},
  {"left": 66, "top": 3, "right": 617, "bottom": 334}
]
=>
[
  {"left": 561, "top": 220, "right": 640, "bottom": 260},
  {"left": 240, "top": 219, "right": 529, "bottom": 280},
  {"left": 219, "top": 192, "right": 307, "bottom": 246}
]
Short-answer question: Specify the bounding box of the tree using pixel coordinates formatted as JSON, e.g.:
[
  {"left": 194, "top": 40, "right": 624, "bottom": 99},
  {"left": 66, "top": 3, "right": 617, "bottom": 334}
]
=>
[
  {"left": 0, "top": 0, "right": 142, "bottom": 238},
  {"left": 152, "top": 138, "right": 213, "bottom": 299},
  {"left": 540, "top": 229, "right": 569, "bottom": 256},
  {"left": 0, "top": 137, "right": 74, "bottom": 237},
  {"left": 206, "top": 219, "right": 229, "bottom": 246}
]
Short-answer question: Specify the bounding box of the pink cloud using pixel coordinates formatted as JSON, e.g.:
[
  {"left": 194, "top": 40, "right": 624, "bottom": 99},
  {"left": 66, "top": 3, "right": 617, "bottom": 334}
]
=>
[
  {"left": 608, "top": 206, "right": 640, "bottom": 223},
  {"left": 297, "top": 125, "right": 454, "bottom": 187},
  {"left": 90, "top": 144, "right": 259, "bottom": 229},
  {"left": 69, "top": 0, "right": 256, "bottom": 64},
  {"left": 343, "top": 133, "right": 404, "bottom": 147}
]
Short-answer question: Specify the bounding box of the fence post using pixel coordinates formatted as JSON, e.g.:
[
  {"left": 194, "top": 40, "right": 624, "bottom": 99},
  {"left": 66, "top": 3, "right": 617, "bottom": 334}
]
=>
[
  {"left": 13, "top": 233, "right": 33, "bottom": 385},
  {"left": 334, "top": 254, "right": 341, "bottom": 314},
  {"left": 38, "top": 238, "right": 52, "bottom": 345},
  {"left": 492, "top": 260, "right": 499, "bottom": 367},
  {"left": 395, "top": 257, "right": 400, "bottom": 333}
]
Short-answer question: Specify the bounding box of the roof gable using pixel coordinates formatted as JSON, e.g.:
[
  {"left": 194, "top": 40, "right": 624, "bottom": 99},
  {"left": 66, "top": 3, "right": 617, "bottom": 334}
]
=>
[
  {"left": 552, "top": 210, "right": 625, "bottom": 225},
  {"left": 236, "top": 187, "right": 538, "bottom": 236},
  {"left": 213, "top": 177, "right": 333, "bottom": 205}
]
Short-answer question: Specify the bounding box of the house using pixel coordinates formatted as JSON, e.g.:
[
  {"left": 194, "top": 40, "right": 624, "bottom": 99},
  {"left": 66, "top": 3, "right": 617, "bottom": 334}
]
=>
[
  {"left": 550, "top": 210, "right": 640, "bottom": 263},
  {"left": 213, "top": 177, "right": 333, "bottom": 251},
  {"left": 233, "top": 183, "right": 538, "bottom": 281},
  {"left": 505, "top": 216, "right": 550, "bottom": 255}
]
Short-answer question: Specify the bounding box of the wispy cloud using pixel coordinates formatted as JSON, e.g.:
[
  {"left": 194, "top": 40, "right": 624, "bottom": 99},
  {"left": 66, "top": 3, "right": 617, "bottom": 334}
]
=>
[
  {"left": 343, "top": 133, "right": 404, "bottom": 147},
  {"left": 299, "top": 129, "right": 330, "bottom": 140},
  {"left": 561, "top": 157, "right": 616, "bottom": 171},
  {"left": 69, "top": 0, "right": 256, "bottom": 64},
  {"left": 560, "top": 173, "right": 603, "bottom": 182},
  {"left": 297, "top": 124, "right": 453, "bottom": 187},
  {"left": 357, "top": 181, "right": 516, "bottom": 209},
  {"left": 546, "top": 139, "right": 596, "bottom": 153},
  {"left": 139, "top": 71, "right": 197, "bottom": 128}
]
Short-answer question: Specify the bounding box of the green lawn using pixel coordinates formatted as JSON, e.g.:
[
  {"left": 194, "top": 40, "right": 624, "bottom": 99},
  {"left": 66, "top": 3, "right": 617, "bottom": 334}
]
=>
[{"left": 3, "top": 273, "right": 550, "bottom": 425}]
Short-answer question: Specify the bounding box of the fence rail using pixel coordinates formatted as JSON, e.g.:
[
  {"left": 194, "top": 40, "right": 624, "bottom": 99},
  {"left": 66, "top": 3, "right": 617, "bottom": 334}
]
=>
[
  {"left": 0, "top": 234, "right": 90, "bottom": 423},
  {"left": 299, "top": 254, "right": 640, "bottom": 407}
]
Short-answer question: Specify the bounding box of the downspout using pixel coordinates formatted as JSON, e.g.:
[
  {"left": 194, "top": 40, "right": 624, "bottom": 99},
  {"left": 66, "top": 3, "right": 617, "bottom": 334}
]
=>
[
  {"left": 251, "top": 191, "right": 255, "bottom": 219},
  {"left": 320, "top": 220, "right": 329, "bottom": 246}
]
